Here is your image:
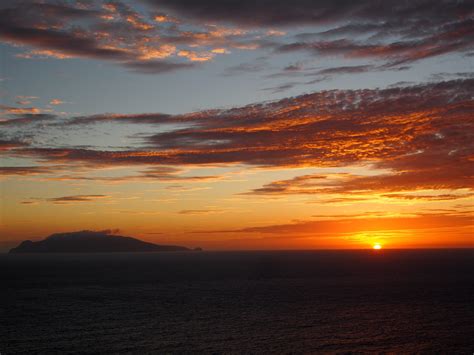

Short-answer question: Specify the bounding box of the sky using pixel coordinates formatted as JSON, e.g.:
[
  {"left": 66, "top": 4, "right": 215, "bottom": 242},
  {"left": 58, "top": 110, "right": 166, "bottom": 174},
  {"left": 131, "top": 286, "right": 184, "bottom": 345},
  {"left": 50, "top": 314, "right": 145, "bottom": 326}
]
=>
[{"left": 0, "top": 0, "right": 473, "bottom": 251}]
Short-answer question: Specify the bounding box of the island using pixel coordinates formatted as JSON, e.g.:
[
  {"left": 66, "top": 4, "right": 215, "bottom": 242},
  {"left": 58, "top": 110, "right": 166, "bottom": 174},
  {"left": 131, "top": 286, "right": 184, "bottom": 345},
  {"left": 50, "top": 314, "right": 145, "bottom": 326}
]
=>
[{"left": 9, "top": 230, "right": 193, "bottom": 253}]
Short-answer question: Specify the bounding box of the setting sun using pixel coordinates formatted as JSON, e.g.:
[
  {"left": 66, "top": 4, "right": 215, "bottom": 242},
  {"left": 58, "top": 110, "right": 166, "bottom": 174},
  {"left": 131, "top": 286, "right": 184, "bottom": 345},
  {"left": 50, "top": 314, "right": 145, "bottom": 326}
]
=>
[{"left": 373, "top": 243, "right": 382, "bottom": 250}]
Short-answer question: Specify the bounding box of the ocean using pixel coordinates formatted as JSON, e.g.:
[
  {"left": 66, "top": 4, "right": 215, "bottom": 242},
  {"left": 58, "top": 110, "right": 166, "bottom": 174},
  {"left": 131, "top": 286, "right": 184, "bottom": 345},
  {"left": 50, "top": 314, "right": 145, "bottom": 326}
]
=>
[{"left": 1, "top": 249, "right": 473, "bottom": 353}]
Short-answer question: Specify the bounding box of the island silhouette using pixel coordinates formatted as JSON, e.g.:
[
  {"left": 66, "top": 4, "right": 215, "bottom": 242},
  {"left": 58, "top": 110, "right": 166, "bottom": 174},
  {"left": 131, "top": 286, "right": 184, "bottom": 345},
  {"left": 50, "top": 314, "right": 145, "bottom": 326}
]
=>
[{"left": 9, "top": 230, "right": 193, "bottom": 253}]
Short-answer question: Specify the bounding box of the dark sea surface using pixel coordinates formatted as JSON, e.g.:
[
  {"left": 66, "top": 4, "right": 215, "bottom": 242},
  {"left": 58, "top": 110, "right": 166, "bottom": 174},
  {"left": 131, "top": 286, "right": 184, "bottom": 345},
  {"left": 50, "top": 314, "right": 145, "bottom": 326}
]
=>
[{"left": 1, "top": 249, "right": 473, "bottom": 354}]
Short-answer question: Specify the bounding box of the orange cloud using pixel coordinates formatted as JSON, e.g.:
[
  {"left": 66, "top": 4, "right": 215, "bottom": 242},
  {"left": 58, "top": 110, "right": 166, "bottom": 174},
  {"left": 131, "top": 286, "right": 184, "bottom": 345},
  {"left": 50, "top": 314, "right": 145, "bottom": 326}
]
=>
[
  {"left": 47, "top": 194, "right": 110, "bottom": 204},
  {"left": 202, "top": 213, "right": 474, "bottom": 236},
  {"left": 49, "top": 99, "right": 65, "bottom": 105},
  {"left": 0, "top": 1, "right": 255, "bottom": 73},
  {"left": 5, "top": 80, "right": 473, "bottom": 240},
  {"left": 0, "top": 166, "right": 53, "bottom": 176},
  {"left": 177, "top": 50, "right": 213, "bottom": 62},
  {"left": 0, "top": 105, "right": 42, "bottom": 114}
]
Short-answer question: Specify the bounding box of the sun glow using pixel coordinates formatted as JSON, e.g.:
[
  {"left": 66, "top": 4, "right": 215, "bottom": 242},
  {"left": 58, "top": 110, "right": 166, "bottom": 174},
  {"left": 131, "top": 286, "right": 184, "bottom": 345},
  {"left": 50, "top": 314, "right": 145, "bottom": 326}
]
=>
[{"left": 373, "top": 243, "right": 382, "bottom": 250}]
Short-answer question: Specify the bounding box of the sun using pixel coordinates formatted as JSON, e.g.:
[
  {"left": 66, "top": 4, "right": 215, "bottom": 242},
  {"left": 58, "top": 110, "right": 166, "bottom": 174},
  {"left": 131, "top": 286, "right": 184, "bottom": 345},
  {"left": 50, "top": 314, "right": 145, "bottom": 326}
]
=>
[{"left": 373, "top": 243, "right": 382, "bottom": 250}]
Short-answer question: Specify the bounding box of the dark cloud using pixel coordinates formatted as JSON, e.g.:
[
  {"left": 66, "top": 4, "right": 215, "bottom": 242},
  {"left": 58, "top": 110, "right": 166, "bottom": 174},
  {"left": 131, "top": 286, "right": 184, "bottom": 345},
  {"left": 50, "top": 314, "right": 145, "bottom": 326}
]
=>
[
  {"left": 244, "top": 166, "right": 474, "bottom": 201},
  {"left": 66, "top": 113, "right": 173, "bottom": 126},
  {"left": 34, "top": 166, "right": 222, "bottom": 184},
  {"left": 242, "top": 174, "right": 330, "bottom": 196},
  {"left": 381, "top": 193, "right": 474, "bottom": 201},
  {"left": 123, "top": 60, "right": 197, "bottom": 74},
  {"left": 0, "top": 1, "right": 220, "bottom": 74},
  {"left": 19, "top": 194, "right": 111, "bottom": 205},
  {"left": 0, "top": 11, "right": 131, "bottom": 60},
  {"left": 261, "top": 82, "right": 298, "bottom": 94},
  {"left": 223, "top": 62, "right": 264, "bottom": 76},
  {"left": 0, "top": 113, "right": 57, "bottom": 126},
  {"left": 222, "top": 57, "right": 269, "bottom": 76},
  {"left": 283, "top": 64, "right": 303, "bottom": 72},
  {"left": 315, "top": 65, "right": 375, "bottom": 76},
  {"left": 0, "top": 138, "right": 27, "bottom": 150},
  {"left": 139, "top": 167, "right": 220, "bottom": 182},
  {"left": 147, "top": 1, "right": 473, "bottom": 29},
  {"left": 277, "top": 17, "right": 474, "bottom": 66},
  {"left": 147, "top": 1, "right": 474, "bottom": 66},
  {"left": 266, "top": 64, "right": 401, "bottom": 83},
  {"left": 0, "top": 166, "right": 52, "bottom": 176},
  {"left": 2, "top": 1, "right": 471, "bottom": 76},
  {"left": 11, "top": 1, "right": 101, "bottom": 20},
  {"left": 429, "top": 72, "right": 474, "bottom": 81},
  {"left": 45, "top": 194, "right": 110, "bottom": 204},
  {"left": 143, "top": 0, "right": 371, "bottom": 27}
]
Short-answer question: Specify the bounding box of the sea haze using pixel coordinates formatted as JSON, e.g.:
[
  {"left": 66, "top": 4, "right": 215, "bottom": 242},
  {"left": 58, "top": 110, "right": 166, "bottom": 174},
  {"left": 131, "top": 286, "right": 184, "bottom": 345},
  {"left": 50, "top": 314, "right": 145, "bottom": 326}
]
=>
[{"left": 1, "top": 249, "right": 473, "bottom": 353}]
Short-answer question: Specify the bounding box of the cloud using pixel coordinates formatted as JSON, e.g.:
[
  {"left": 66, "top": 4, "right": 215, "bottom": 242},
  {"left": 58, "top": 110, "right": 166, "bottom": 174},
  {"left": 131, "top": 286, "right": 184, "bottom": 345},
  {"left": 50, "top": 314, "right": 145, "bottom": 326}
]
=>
[
  {"left": 15, "top": 95, "right": 38, "bottom": 105},
  {"left": 122, "top": 60, "right": 197, "bottom": 74},
  {"left": 0, "top": 138, "right": 27, "bottom": 150},
  {"left": 265, "top": 64, "right": 382, "bottom": 84},
  {"left": 2, "top": 162, "right": 223, "bottom": 187},
  {"left": 3, "top": 1, "right": 470, "bottom": 77},
  {"left": 276, "top": 22, "right": 474, "bottom": 66},
  {"left": 244, "top": 169, "right": 474, "bottom": 202},
  {"left": 0, "top": 105, "right": 42, "bottom": 115},
  {"left": 0, "top": 1, "right": 259, "bottom": 74},
  {"left": 0, "top": 166, "right": 53, "bottom": 176},
  {"left": 148, "top": 0, "right": 474, "bottom": 66},
  {"left": 49, "top": 99, "right": 65, "bottom": 105},
  {"left": 43, "top": 194, "right": 110, "bottom": 204},
  {"left": 0, "top": 104, "right": 58, "bottom": 127},
  {"left": 66, "top": 112, "right": 174, "bottom": 126},
  {"left": 20, "top": 200, "right": 39, "bottom": 205},
  {"left": 313, "top": 64, "right": 376, "bottom": 76},
  {"left": 20, "top": 194, "right": 111, "bottom": 206},
  {"left": 381, "top": 193, "right": 474, "bottom": 201},
  {"left": 144, "top": 0, "right": 366, "bottom": 27},
  {"left": 0, "top": 113, "right": 56, "bottom": 126},
  {"left": 261, "top": 82, "right": 298, "bottom": 94},
  {"left": 0, "top": 12, "right": 130, "bottom": 60},
  {"left": 201, "top": 213, "right": 473, "bottom": 236},
  {"left": 147, "top": 1, "right": 473, "bottom": 32},
  {"left": 8, "top": 79, "right": 474, "bottom": 198},
  {"left": 242, "top": 174, "right": 331, "bottom": 196},
  {"left": 222, "top": 57, "right": 269, "bottom": 76}
]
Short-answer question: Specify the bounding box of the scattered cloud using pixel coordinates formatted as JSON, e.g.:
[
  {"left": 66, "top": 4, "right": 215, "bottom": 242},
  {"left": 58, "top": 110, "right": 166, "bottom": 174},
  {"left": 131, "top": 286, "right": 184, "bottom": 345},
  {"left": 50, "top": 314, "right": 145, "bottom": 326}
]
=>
[
  {"left": 0, "top": 166, "right": 53, "bottom": 176},
  {"left": 11, "top": 80, "right": 473, "bottom": 179},
  {"left": 0, "top": 105, "right": 42, "bottom": 115},
  {"left": 37, "top": 194, "right": 110, "bottom": 205},
  {"left": 223, "top": 57, "right": 269, "bottom": 76},
  {"left": 0, "top": 1, "right": 262, "bottom": 74},
  {"left": 20, "top": 194, "right": 111, "bottom": 206},
  {"left": 0, "top": 138, "right": 28, "bottom": 151},
  {"left": 122, "top": 60, "right": 197, "bottom": 74},
  {"left": 0, "top": 113, "right": 56, "bottom": 126},
  {"left": 262, "top": 82, "right": 298, "bottom": 94},
  {"left": 2, "top": 1, "right": 471, "bottom": 77},
  {"left": 15, "top": 96, "right": 39, "bottom": 105},
  {"left": 200, "top": 213, "right": 473, "bottom": 236},
  {"left": 43, "top": 166, "right": 223, "bottom": 184},
  {"left": 148, "top": 0, "right": 474, "bottom": 67}
]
